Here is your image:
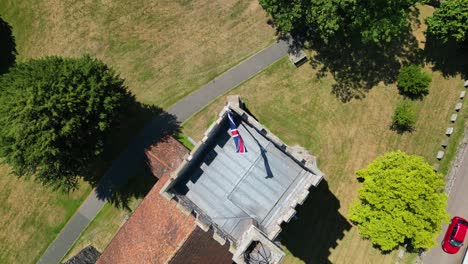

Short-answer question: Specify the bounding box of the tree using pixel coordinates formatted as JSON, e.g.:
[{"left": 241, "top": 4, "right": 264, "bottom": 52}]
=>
[
  {"left": 397, "top": 65, "right": 432, "bottom": 97},
  {"left": 349, "top": 151, "right": 449, "bottom": 251},
  {"left": 259, "top": 0, "right": 421, "bottom": 45},
  {"left": 392, "top": 100, "right": 417, "bottom": 132},
  {"left": 426, "top": 0, "right": 468, "bottom": 45},
  {"left": 0, "top": 56, "right": 130, "bottom": 189},
  {"left": 350, "top": 0, "right": 420, "bottom": 44}
]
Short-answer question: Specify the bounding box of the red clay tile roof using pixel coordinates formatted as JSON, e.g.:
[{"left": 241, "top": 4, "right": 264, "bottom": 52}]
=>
[
  {"left": 97, "top": 173, "right": 196, "bottom": 264},
  {"left": 145, "top": 136, "right": 188, "bottom": 179},
  {"left": 97, "top": 138, "right": 193, "bottom": 264}
]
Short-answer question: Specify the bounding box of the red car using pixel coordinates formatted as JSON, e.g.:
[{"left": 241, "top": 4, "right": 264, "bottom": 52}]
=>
[{"left": 442, "top": 216, "right": 468, "bottom": 254}]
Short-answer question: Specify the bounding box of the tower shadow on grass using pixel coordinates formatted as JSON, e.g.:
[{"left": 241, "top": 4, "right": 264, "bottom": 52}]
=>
[
  {"left": 0, "top": 16, "right": 17, "bottom": 74},
  {"left": 279, "top": 180, "right": 351, "bottom": 264}
]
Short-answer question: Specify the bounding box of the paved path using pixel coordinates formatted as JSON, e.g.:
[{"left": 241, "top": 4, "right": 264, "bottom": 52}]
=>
[
  {"left": 37, "top": 39, "right": 289, "bottom": 264},
  {"left": 168, "top": 39, "right": 289, "bottom": 122},
  {"left": 423, "top": 131, "right": 468, "bottom": 264}
]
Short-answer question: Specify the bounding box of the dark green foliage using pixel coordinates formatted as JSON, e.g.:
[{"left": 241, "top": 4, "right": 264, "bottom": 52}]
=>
[
  {"left": 0, "top": 56, "right": 130, "bottom": 189},
  {"left": 349, "top": 151, "right": 449, "bottom": 251},
  {"left": 426, "top": 0, "right": 468, "bottom": 44},
  {"left": 259, "top": 0, "right": 421, "bottom": 45},
  {"left": 397, "top": 65, "right": 432, "bottom": 97},
  {"left": 260, "top": 0, "right": 303, "bottom": 33},
  {"left": 392, "top": 100, "right": 417, "bottom": 132}
]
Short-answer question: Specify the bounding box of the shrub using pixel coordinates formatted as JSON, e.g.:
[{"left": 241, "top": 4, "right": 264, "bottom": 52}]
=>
[
  {"left": 392, "top": 100, "right": 416, "bottom": 132},
  {"left": 397, "top": 65, "right": 432, "bottom": 98}
]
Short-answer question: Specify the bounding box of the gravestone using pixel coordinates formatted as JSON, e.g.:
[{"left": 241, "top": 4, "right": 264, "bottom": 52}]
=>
[
  {"left": 451, "top": 114, "right": 458, "bottom": 122},
  {"left": 441, "top": 138, "right": 449, "bottom": 148},
  {"left": 437, "top": 151, "right": 444, "bottom": 160},
  {"left": 446, "top": 127, "right": 454, "bottom": 136}
]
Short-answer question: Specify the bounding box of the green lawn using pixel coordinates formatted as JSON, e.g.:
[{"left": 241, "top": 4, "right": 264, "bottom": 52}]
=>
[
  {"left": 182, "top": 6, "right": 466, "bottom": 262},
  {"left": 0, "top": 164, "right": 92, "bottom": 264},
  {"left": 0, "top": 0, "right": 276, "bottom": 262},
  {"left": 0, "top": 0, "right": 275, "bottom": 108}
]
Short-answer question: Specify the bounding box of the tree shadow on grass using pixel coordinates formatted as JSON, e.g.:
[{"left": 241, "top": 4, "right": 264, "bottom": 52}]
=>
[
  {"left": 105, "top": 164, "right": 157, "bottom": 212},
  {"left": 0, "top": 16, "right": 17, "bottom": 74},
  {"left": 283, "top": 7, "right": 423, "bottom": 102},
  {"left": 279, "top": 180, "right": 351, "bottom": 264},
  {"left": 303, "top": 30, "right": 422, "bottom": 102},
  {"left": 398, "top": 90, "right": 427, "bottom": 101},
  {"left": 424, "top": 34, "right": 468, "bottom": 80},
  {"left": 88, "top": 97, "right": 181, "bottom": 209}
]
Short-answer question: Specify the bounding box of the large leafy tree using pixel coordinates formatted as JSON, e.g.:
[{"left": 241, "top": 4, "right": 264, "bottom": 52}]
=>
[
  {"left": 426, "top": 0, "right": 468, "bottom": 44},
  {"left": 0, "top": 56, "right": 130, "bottom": 189},
  {"left": 259, "top": 0, "right": 421, "bottom": 45},
  {"left": 349, "top": 151, "right": 449, "bottom": 251}
]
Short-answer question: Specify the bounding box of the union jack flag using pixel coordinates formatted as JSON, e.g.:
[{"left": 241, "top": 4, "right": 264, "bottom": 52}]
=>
[{"left": 227, "top": 111, "right": 247, "bottom": 153}]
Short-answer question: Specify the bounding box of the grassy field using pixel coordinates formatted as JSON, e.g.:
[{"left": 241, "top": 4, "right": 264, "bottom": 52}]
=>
[
  {"left": 0, "top": 0, "right": 275, "bottom": 108},
  {"left": 0, "top": 0, "right": 276, "bottom": 263},
  {"left": 0, "top": 164, "right": 92, "bottom": 263},
  {"left": 182, "top": 7, "right": 466, "bottom": 263}
]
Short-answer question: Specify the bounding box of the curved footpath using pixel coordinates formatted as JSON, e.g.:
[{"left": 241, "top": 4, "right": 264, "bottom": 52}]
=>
[{"left": 37, "top": 39, "right": 289, "bottom": 264}]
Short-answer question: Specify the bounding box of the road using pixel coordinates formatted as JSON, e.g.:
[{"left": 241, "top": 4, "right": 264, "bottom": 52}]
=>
[
  {"left": 37, "top": 39, "right": 289, "bottom": 264},
  {"left": 424, "top": 133, "right": 468, "bottom": 264}
]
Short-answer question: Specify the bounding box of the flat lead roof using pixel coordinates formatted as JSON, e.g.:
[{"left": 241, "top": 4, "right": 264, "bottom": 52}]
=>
[{"left": 174, "top": 114, "right": 313, "bottom": 240}]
